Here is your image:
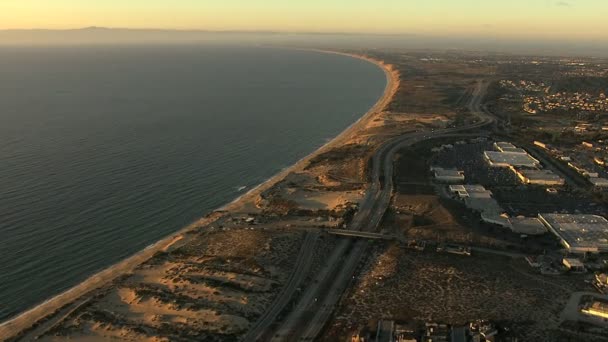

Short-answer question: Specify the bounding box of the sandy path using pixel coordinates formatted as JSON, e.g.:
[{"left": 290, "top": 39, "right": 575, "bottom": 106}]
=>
[{"left": 0, "top": 49, "right": 399, "bottom": 341}]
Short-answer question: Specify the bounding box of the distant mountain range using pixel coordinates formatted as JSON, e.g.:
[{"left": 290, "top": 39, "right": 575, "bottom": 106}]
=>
[{"left": 1, "top": 27, "right": 606, "bottom": 57}]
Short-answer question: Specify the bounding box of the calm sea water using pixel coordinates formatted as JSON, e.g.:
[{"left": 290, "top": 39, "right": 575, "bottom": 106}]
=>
[{"left": 0, "top": 45, "right": 386, "bottom": 321}]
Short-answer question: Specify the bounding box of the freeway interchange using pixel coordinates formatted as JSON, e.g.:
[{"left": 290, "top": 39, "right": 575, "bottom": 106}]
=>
[{"left": 245, "top": 80, "right": 495, "bottom": 342}]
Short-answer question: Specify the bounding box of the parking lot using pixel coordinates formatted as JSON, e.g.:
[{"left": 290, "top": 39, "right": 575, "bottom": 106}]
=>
[{"left": 431, "top": 139, "right": 606, "bottom": 217}]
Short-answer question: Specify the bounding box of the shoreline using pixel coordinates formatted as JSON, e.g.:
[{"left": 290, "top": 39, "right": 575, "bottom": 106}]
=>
[{"left": 0, "top": 49, "right": 400, "bottom": 340}]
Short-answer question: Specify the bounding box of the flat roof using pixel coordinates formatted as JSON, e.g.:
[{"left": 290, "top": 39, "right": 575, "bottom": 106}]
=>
[
  {"left": 449, "top": 185, "right": 466, "bottom": 191},
  {"left": 517, "top": 169, "right": 563, "bottom": 182},
  {"left": 494, "top": 141, "right": 517, "bottom": 150},
  {"left": 465, "top": 197, "right": 503, "bottom": 214},
  {"left": 563, "top": 258, "right": 585, "bottom": 267},
  {"left": 484, "top": 151, "right": 540, "bottom": 167},
  {"left": 434, "top": 168, "right": 464, "bottom": 177},
  {"left": 586, "top": 300, "right": 608, "bottom": 315},
  {"left": 501, "top": 147, "right": 528, "bottom": 154},
  {"left": 590, "top": 178, "right": 608, "bottom": 186},
  {"left": 539, "top": 213, "right": 608, "bottom": 252},
  {"left": 509, "top": 217, "right": 547, "bottom": 235},
  {"left": 450, "top": 184, "right": 492, "bottom": 198}
]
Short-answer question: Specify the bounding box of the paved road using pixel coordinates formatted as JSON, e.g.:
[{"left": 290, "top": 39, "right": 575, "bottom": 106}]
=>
[
  {"left": 242, "top": 232, "right": 318, "bottom": 341},
  {"left": 259, "top": 80, "right": 496, "bottom": 341}
]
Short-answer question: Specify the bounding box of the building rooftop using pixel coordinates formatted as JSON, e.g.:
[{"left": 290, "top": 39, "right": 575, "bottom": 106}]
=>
[
  {"left": 501, "top": 147, "right": 528, "bottom": 154},
  {"left": 518, "top": 169, "right": 561, "bottom": 181},
  {"left": 433, "top": 167, "right": 465, "bottom": 182},
  {"left": 589, "top": 300, "right": 608, "bottom": 313},
  {"left": 449, "top": 184, "right": 507, "bottom": 226},
  {"left": 494, "top": 141, "right": 518, "bottom": 152},
  {"left": 466, "top": 197, "right": 503, "bottom": 213},
  {"left": 449, "top": 184, "right": 492, "bottom": 198},
  {"left": 539, "top": 213, "right": 608, "bottom": 253},
  {"left": 484, "top": 151, "right": 540, "bottom": 168},
  {"left": 582, "top": 299, "right": 608, "bottom": 319},
  {"left": 563, "top": 257, "right": 585, "bottom": 268},
  {"left": 515, "top": 169, "right": 564, "bottom": 184},
  {"left": 509, "top": 217, "right": 547, "bottom": 235}
]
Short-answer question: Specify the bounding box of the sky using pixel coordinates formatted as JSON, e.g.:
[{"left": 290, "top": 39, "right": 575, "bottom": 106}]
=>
[{"left": 0, "top": 0, "right": 606, "bottom": 41}]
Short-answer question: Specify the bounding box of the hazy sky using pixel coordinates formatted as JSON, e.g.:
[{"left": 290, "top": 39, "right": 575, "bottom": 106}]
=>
[{"left": 1, "top": 0, "right": 606, "bottom": 41}]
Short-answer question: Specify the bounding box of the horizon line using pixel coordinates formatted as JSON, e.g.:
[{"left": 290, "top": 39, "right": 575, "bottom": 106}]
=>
[{"left": 1, "top": 27, "right": 607, "bottom": 44}]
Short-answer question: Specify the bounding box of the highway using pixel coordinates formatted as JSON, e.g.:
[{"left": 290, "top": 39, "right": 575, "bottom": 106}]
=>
[
  {"left": 250, "top": 80, "right": 495, "bottom": 341},
  {"left": 242, "top": 232, "right": 318, "bottom": 341}
]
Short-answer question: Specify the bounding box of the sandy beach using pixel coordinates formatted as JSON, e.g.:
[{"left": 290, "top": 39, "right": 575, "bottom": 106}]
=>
[{"left": 0, "top": 49, "right": 399, "bottom": 341}]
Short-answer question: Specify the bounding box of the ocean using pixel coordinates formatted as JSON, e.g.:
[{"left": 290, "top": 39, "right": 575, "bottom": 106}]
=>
[{"left": 0, "top": 44, "right": 386, "bottom": 321}]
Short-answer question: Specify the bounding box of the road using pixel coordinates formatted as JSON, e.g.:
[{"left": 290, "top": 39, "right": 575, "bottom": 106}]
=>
[
  {"left": 252, "top": 80, "right": 495, "bottom": 341},
  {"left": 242, "top": 232, "right": 318, "bottom": 341}
]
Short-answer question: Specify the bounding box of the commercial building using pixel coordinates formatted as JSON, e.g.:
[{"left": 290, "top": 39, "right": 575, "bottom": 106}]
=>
[
  {"left": 595, "top": 274, "right": 608, "bottom": 293},
  {"left": 590, "top": 177, "right": 608, "bottom": 188},
  {"left": 502, "top": 147, "right": 528, "bottom": 153},
  {"left": 449, "top": 185, "right": 492, "bottom": 199},
  {"left": 568, "top": 161, "right": 603, "bottom": 179},
  {"left": 449, "top": 185, "right": 510, "bottom": 227},
  {"left": 513, "top": 168, "right": 565, "bottom": 186},
  {"left": 509, "top": 217, "right": 547, "bottom": 235},
  {"left": 484, "top": 151, "right": 540, "bottom": 168},
  {"left": 539, "top": 213, "right": 608, "bottom": 254},
  {"left": 563, "top": 258, "right": 586, "bottom": 272},
  {"left": 493, "top": 141, "right": 517, "bottom": 151},
  {"left": 581, "top": 300, "right": 608, "bottom": 320},
  {"left": 432, "top": 167, "right": 465, "bottom": 183}
]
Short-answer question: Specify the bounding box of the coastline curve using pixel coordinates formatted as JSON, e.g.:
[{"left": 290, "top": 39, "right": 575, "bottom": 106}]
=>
[{"left": 0, "top": 48, "right": 400, "bottom": 340}]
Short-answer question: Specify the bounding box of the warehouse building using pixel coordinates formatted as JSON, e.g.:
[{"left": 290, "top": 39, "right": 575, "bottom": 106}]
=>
[
  {"left": 581, "top": 299, "right": 608, "bottom": 320},
  {"left": 539, "top": 213, "right": 608, "bottom": 254},
  {"left": 512, "top": 168, "right": 565, "bottom": 186},
  {"left": 484, "top": 151, "right": 541, "bottom": 168},
  {"left": 449, "top": 185, "right": 510, "bottom": 227},
  {"left": 431, "top": 167, "right": 465, "bottom": 183},
  {"left": 449, "top": 184, "right": 491, "bottom": 199},
  {"left": 509, "top": 216, "right": 547, "bottom": 235},
  {"left": 493, "top": 141, "right": 517, "bottom": 151},
  {"left": 563, "top": 258, "right": 586, "bottom": 272}
]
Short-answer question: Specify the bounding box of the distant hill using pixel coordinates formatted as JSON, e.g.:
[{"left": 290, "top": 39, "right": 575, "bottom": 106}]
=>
[{"left": 0, "top": 28, "right": 607, "bottom": 58}]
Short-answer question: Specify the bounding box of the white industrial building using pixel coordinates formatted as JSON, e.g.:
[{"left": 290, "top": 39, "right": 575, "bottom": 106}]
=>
[
  {"left": 449, "top": 185, "right": 510, "bottom": 227},
  {"left": 484, "top": 151, "right": 540, "bottom": 168},
  {"left": 431, "top": 167, "right": 465, "bottom": 183},
  {"left": 513, "top": 168, "right": 565, "bottom": 186},
  {"left": 539, "top": 213, "right": 608, "bottom": 254},
  {"left": 449, "top": 184, "right": 492, "bottom": 198}
]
